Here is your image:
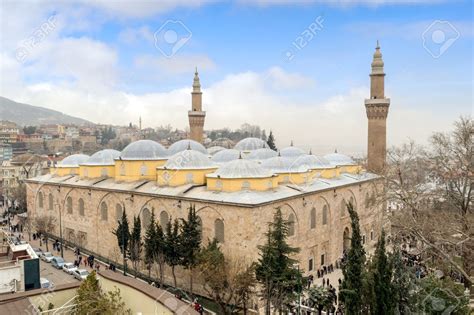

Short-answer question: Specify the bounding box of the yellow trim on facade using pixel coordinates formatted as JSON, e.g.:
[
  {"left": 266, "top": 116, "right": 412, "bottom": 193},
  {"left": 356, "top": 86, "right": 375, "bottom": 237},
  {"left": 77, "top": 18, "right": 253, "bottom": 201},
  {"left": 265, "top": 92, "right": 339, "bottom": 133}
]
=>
[
  {"left": 79, "top": 165, "right": 115, "bottom": 179},
  {"left": 156, "top": 168, "right": 217, "bottom": 186},
  {"left": 114, "top": 160, "right": 166, "bottom": 181},
  {"left": 207, "top": 176, "right": 278, "bottom": 192}
]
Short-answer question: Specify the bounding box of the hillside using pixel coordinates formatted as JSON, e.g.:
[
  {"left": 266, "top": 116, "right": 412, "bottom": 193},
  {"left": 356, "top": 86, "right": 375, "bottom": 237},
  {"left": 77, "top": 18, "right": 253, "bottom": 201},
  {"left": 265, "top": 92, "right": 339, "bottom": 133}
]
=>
[{"left": 0, "top": 96, "right": 93, "bottom": 126}]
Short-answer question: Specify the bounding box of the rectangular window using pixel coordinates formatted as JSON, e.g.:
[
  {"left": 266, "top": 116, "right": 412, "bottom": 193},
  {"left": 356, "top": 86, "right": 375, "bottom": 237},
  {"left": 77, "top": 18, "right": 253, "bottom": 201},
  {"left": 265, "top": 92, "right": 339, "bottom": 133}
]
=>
[
  {"left": 370, "top": 231, "right": 374, "bottom": 241},
  {"left": 320, "top": 254, "right": 325, "bottom": 266},
  {"left": 362, "top": 235, "right": 366, "bottom": 245},
  {"left": 308, "top": 258, "right": 313, "bottom": 271}
]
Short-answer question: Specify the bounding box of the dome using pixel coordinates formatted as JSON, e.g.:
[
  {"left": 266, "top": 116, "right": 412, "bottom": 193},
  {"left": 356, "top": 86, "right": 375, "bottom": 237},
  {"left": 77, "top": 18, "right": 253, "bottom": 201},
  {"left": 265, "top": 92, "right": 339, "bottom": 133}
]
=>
[
  {"left": 247, "top": 148, "right": 278, "bottom": 160},
  {"left": 324, "top": 152, "right": 356, "bottom": 166},
  {"left": 120, "top": 140, "right": 167, "bottom": 160},
  {"left": 234, "top": 137, "right": 269, "bottom": 151},
  {"left": 82, "top": 149, "right": 120, "bottom": 166},
  {"left": 261, "top": 156, "right": 308, "bottom": 173},
  {"left": 58, "top": 154, "right": 90, "bottom": 167},
  {"left": 211, "top": 149, "right": 242, "bottom": 163},
  {"left": 167, "top": 139, "right": 207, "bottom": 155},
  {"left": 163, "top": 150, "right": 217, "bottom": 170},
  {"left": 210, "top": 137, "right": 234, "bottom": 149},
  {"left": 280, "top": 146, "right": 305, "bottom": 157},
  {"left": 207, "top": 146, "right": 226, "bottom": 155},
  {"left": 208, "top": 158, "right": 273, "bottom": 179},
  {"left": 292, "top": 154, "right": 332, "bottom": 169}
]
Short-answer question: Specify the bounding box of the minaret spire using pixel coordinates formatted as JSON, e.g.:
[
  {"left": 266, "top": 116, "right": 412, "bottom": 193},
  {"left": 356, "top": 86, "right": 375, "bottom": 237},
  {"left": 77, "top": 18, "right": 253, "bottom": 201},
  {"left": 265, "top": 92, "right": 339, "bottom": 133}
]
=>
[{"left": 188, "top": 68, "right": 206, "bottom": 143}]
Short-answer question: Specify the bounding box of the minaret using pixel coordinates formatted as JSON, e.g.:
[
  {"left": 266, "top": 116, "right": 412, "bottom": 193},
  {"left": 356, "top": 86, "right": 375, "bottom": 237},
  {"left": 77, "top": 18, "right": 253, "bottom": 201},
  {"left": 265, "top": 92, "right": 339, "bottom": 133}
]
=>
[
  {"left": 188, "top": 68, "right": 206, "bottom": 143},
  {"left": 365, "top": 41, "right": 390, "bottom": 173}
]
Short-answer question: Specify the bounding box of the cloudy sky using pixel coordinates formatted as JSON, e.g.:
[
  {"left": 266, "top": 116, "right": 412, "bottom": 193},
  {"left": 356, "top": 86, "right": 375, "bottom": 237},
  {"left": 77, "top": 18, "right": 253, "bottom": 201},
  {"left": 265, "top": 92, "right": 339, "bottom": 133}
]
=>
[{"left": 0, "top": 0, "right": 472, "bottom": 154}]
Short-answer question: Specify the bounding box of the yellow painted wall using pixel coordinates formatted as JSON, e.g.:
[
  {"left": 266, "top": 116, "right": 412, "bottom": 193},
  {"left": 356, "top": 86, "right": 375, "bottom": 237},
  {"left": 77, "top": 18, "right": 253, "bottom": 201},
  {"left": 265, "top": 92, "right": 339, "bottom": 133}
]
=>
[
  {"left": 207, "top": 176, "right": 278, "bottom": 192},
  {"left": 114, "top": 160, "right": 166, "bottom": 181},
  {"left": 309, "top": 167, "right": 340, "bottom": 180},
  {"left": 274, "top": 171, "right": 310, "bottom": 185},
  {"left": 157, "top": 168, "right": 217, "bottom": 186},
  {"left": 99, "top": 276, "right": 174, "bottom": 315},
  {"left": 79, "top": 165, "right": 115, "bottom": 179},
  {"left": 50, "top": 167, "right": 79, "bottom": 176}
]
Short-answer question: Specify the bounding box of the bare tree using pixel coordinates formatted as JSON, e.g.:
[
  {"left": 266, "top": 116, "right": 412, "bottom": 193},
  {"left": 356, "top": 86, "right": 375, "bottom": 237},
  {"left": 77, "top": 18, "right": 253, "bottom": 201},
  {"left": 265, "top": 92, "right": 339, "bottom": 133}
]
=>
[
  {"left": 33, "top": 215, "right": 56, "bottom": 251},
  {"left": 384, "top": 116, "right": 473, "bottom": 288}
]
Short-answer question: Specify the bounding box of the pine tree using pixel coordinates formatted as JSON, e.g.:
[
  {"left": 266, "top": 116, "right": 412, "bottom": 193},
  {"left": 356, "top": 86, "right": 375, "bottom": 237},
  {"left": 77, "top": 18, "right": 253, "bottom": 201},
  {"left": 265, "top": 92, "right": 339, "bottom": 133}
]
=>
[
  {"left": 267, "top": 131, "right": 277, "bottom": 151},
  {"left": 255, "top": 208, "right": 302, "bottom": 314},
  {"left": 340, "top": 202, "right": 365, "bottom": 315},
  {"left": 391, "top": 248, "right": 416, "bottom": 314},
  {"left": 113, "top": 209, "right": 131, "bottom": 275},
  {"left": 373, "top": 230, "right": 394, "bottom": 314},
  {"left": 129, "top": 215, "right": 142, "bottom": 276},
  {"left": 164, "top": 218, "right": 181, "bottom": 287},
  {"left": 180, "top": 204, "right": 202, "bottom": 295}
]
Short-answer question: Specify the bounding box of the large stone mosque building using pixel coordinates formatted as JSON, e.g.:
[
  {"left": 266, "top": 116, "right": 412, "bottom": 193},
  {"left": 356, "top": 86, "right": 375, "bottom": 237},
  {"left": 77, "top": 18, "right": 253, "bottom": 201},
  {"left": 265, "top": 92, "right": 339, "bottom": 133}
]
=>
[{"left": 26, "top": 43, "right": 389, "bottom": 286}]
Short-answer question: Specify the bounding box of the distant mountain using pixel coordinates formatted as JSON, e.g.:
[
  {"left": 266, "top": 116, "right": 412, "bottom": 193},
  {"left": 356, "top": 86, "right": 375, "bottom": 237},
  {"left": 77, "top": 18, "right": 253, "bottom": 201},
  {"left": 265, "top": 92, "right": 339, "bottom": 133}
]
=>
[{"left": 0, "top": 96, "right": 93, "bottom": 126}]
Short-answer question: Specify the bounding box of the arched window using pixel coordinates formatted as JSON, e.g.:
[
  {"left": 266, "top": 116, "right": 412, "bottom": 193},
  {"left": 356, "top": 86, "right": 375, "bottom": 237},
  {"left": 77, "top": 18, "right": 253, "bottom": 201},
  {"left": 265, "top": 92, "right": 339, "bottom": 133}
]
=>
[
  {"left": 310, "top": 208, "right": 316, "bottom": 229},
  {"left": 140, "top": 164, "right": 148, "bottom": 176},
  {"left": 100, "top": 202, "right": 108, "bottom": 221},
  {"left": 365, "top": 192, "right": 370, "bottom": 208},
  {"left": 197, "top": 216, "right": 203, "bottom": 237},
  {"left": 215, "top": 219, "right": 224, "bottom": 243},
  {"left": 78, "top": 198, "right": 85, "bottom": 216},
  {"left": 66, "top": 196, "right": 73, "bottom": 214},
  {"left": 322, "top": 205, "right": 328, "bottom": 225},
  {"left": 101, "top": 168, "right": 108, "bottom": 177},
  {"left": 340, "top": 199, "right": 346, "bottom": 217},
  {"left": 288, "top": 213, "right": 295, "bottom": 236},
  {"left": 349, "top": 196, "right": 356, "bottom": 211},
  {"left": 241, "top": 181, "right": 250, "bottom": 190},
  {"left": 160, "top": 211, "right": 169, "bottom": 229},
  {"left": 115, "top": 204, "right": 123, "bottom": 221},
  {"left": 186, "top": 173, "right": 194, "bottom": 184},
  {"left": 84, "top": 169, "right": 89, "bottom": 177},
  {"left": 48, "top": 193, "right": 54, "bottom": 210},
  {"left": 141, "top": 208, "right": 151, "bottom": 229},
  {"left": 38, "top": 192, "right": 44, "bottom": 209},
  {"left": 215, "top": 180, "right": 223, "bottom": 189},
  {"left": 120, "top": 163, "right": 126, "bottom": 176}
]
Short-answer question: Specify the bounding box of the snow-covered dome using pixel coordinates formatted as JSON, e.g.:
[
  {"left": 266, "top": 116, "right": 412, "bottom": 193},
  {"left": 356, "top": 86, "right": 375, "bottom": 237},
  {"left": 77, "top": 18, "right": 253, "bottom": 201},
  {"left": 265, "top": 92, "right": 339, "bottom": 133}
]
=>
[
  {"left": 163, "top": 150, "right": 217, "bottom": 170},
  {"left": 58, "top": 154, "right": 90, "bottom": 167},
  {"left": 210, "top": 137, "right": 234, "bottom": 149},
  {"left": 280, "top": 146, "right": 305, "bottom": 157},
  {"left": 211, "top": 149, "right": 242, "bottom": 163},
  {"left": 120, "top": 140, "right": 167, "bottom": 160},
  {"left": 82, "top": 149, "right": 120, "bottom": 166},
  {"left": 324, "top": 152, "right": 356, "bottom": 166},
  {"left": 167, "top": 139, "right": 207, "bottom": 155},
  {"left": 234, "top": 137, "right": 269, "bottom": 151},
  {"left": 247, "top": 148, "right": 278, "bottom": 160},
  {"left": 261, "top": 156, "right": 308, "bottom": 173},
  {"left": 207, "top": 146, "right": 226, "bottom": 155},
  {"left": 292, "top": 154, "right": 332, "bottom": 169},
  {"left": 208, "top": 158, "right": 273, "bottom": 179}
]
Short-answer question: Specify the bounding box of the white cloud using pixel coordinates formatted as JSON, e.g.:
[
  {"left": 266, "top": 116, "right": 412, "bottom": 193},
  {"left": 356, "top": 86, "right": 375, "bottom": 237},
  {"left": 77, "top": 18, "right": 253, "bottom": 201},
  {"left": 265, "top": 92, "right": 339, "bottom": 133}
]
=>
[
  {"left": 118, "top": 26, "right": 155, "bottom": 44},
  {"left": 238, "top": 0, "right": 448, "bottom": 7},
  {"left": 134, "top": 54, "right": 217, "bottom": 75}
]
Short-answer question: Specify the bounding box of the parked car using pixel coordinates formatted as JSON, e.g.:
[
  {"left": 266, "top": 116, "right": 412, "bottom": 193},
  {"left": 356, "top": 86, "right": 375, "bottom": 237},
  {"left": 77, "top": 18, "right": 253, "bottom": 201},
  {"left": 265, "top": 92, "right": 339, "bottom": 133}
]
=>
[
  {"left": 40, "top": 278, "right": 51, "bottom": 289},
  {"left": 33, "top": 247, "right": 43, "bottom": 257},
  {"left": 72, "top": 269, "right": 90, "bottom": 281},
  {"left": 41, "top": 252, "right": 54, "bottom": 263},
  {"left": 62, "top": 262, "right": 77, "bottom": 274},
  {"left": 51, "top": 257, "right": 65, "bottom": 269}
]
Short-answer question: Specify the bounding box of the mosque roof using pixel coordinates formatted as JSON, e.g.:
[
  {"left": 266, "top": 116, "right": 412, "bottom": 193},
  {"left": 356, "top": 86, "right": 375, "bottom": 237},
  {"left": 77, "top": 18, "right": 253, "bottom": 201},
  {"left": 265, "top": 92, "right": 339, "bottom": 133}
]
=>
[
  {"left": 57, "top": 154, "right": 90, "bottom": 167},
  {"left": 324, "top": 152, "right": 356, "bottom": 166},
  {"left": 167, "top": 139, "right": 207, "bottom": 155},
  {"left": 207, "top": 146, "right": 226, "bottom": 155},
  {"left": 162, "top": 150, "right": 217, "bottom": 170},
  {"left": 234, "top": 137, "right": 269, "bottom": 151},
  {"left": 247, "top": 148, "right": 278, "bottom": 160},
  {"left": 279, "top": 146, "right": 305, "bottom": 157},
  {"left": 261, "top": 156, "right": 308, "bottom": 173},
  {"left": 208, "top": 158, "right": 274, "bottom": 179},
  {"left": 292, "top": 154, "right": 333, "bottom": 169},
  {"left": 82, "top": 149, "right": 120, "bottom": 166},
  {"left": 120, "top": 140, "right": 167, "bottom": 160},
  {"left": 211, "top": 149, "right": 241, "bottom": 163}
]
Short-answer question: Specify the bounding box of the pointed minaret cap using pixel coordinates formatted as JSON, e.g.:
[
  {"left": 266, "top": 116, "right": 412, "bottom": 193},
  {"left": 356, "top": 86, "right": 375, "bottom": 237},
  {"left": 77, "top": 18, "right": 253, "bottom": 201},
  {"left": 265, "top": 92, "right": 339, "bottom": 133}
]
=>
[
  {"left": 335, "top": 148, "right": 338, "bottom": 153},
  {"left": 238, "top": 151, "right": 243, "bottom": 159},
  {"left": 290, "top": 140, "right": 294, "bottom": 146},
  {"left": 309, "top": 148, "right": 313, "bottom": 155},
  {"left": 371, "top": 40, "right": 384, "bottom": 75},
  {"left": 193, "top": 67, "right": 201, "bottom": 92},
  {"left": 187, "top": 141, "right": 192, "bottom": 150}
]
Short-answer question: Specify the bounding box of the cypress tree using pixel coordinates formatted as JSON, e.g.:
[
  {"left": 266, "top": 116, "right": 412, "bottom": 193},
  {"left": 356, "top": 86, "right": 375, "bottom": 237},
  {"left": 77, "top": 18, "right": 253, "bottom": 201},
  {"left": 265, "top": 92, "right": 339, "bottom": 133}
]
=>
[
  {"left": 113, "top": 209, "right": 130, "bottom": 275},
  {"left": 373, "top": 230, "right": 394, "bottom": 314},
  {"left": 129, "top": 215, "right": 142, "bottom": 276},
  {"left": 144, "top": 210, "right": 156, "bottom": 278},
  {"left": 164, "top": 218, "right": 181, "bottom": 287},
  {"left": 267, "top": 131, "right": 277, "bottom": 151},
  {"left": 340, "top": 202, "right": 365, "bottom": 315},
  {"left": 180, "top": 204, "right": 202, "bottom": 295}
]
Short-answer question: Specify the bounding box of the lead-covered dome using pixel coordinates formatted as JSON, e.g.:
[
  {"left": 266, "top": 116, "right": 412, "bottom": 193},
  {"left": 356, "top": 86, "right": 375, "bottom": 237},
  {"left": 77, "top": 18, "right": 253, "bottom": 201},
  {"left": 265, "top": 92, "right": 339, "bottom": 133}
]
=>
[
  {"left": 82, "top": 149, "right": 120, "bottom": 166},
  {"left": 208, "top": 159, "right": 273, "bottom": 179},
  {"left": 167, "top": 139, "right": 207, "bottom": 155},
  {"left": 324, "top": 152, "right": 356, "bottom": 166},
  {"left": 58, "top": 154, "right": 90, "bottom": 167},
  {"left": 247, "top": 148, "right": 278, "bottom": 160},
  {"left": 292, "top": 154, "right": 332, "bottom": 169},
  {"left": 234, "top": 137, "right": 269, "bottom": 151},
  {"left": 163, "top": 150, "right": 216, "bottom": 170},
  {"left": 261, "top": 156, "right": 308, "bottom": 173},
  {"left": 211, "top": 149, "right": 242, "bottom": 163},
  {"left": 280, "top": 146, "right": 305, "bottom": 157},
  {"left": 207, "top": 146, "right": 226, "bottom": 155},
  {"left": 120, "top": 140, "right": 167, "bottom": 160}
]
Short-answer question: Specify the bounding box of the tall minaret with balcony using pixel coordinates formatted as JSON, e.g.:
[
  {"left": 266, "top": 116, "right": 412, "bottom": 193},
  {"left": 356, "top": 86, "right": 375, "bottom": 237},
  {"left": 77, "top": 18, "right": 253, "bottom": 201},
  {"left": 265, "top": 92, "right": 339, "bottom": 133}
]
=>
[
  {"left": 188, "top": 68, "right": 206, "bottom": 143},
  {"left": 365, "top": 41, "right": 390, "bottom": 173}
]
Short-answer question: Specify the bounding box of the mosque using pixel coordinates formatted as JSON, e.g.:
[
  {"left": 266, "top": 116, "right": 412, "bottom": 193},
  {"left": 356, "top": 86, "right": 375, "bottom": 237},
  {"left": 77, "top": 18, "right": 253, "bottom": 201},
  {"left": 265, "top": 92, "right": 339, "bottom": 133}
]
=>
[{"left": 26, "top": 43, "right": 389, "bottom": 288}]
